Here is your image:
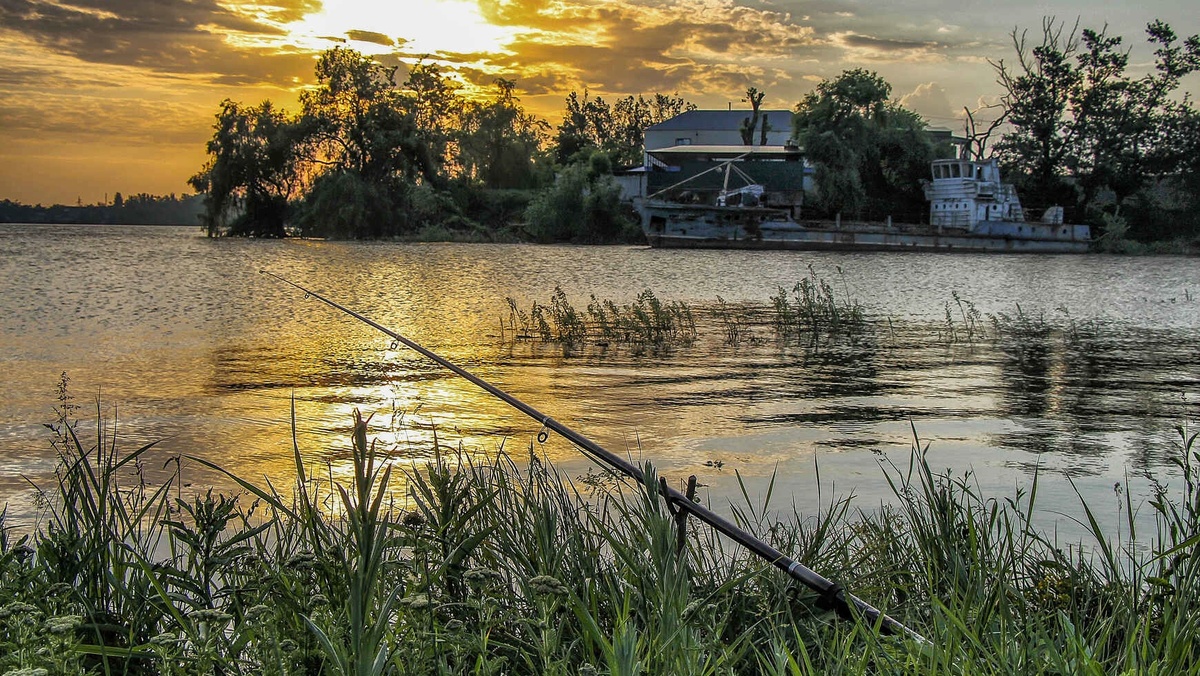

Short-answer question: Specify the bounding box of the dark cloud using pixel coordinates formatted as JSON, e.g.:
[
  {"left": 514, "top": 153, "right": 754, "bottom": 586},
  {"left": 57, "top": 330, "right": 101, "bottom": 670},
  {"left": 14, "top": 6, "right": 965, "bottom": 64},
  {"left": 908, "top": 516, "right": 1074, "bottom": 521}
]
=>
[
  {"left": 483, "top": 39, "right": 689, "bottom": 92},
  {"left": 205, "top": 51, "right": 316, "bottom": 86},
  {"left": 0, "top": 63, "right": 59, "bottom": 87},
  {"left": 346, "top": 30, "right": 394, "bottom": 47},
  {"left": 839, "top": 33, "right": 937, "bottom": 51},
  {"left": 0, "top": 0, "right": 319, "bottom": 86}
]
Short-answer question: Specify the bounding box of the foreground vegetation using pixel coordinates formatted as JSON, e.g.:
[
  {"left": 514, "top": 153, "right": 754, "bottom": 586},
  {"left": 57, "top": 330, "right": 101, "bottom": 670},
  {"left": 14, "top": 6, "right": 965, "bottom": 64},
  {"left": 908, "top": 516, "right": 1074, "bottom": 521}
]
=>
[{"left": 2, "top": 392, "right": 1197, "bottom": 673}]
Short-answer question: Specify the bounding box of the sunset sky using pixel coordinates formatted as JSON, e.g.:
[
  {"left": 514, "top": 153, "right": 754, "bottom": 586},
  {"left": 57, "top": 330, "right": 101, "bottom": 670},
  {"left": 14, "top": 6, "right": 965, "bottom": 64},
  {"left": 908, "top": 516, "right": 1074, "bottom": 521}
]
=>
[{"left": 1, "top": 0, "right": 1195, "bottom": 206}]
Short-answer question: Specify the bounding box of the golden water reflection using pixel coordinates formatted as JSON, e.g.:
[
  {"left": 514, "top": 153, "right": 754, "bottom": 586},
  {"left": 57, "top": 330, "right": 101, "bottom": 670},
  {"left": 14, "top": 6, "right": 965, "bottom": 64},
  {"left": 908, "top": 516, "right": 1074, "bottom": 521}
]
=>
[{"left": 2, "top": 226, "right": 1198, "bottom": 538}]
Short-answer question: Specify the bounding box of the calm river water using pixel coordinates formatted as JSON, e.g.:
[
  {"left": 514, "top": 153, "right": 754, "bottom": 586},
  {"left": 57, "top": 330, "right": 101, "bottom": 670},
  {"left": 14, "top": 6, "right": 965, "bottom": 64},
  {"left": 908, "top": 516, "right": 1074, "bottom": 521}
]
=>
[{"left": 2, "top": 224, "right": 1198, "bottom": 534}]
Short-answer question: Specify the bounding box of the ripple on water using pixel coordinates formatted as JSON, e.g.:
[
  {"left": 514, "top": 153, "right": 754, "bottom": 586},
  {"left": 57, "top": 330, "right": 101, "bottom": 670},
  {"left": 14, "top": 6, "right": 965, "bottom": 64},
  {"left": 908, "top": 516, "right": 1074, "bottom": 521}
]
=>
[{"left": 1, "top": 225, "right": 1198, "bottom": 537}]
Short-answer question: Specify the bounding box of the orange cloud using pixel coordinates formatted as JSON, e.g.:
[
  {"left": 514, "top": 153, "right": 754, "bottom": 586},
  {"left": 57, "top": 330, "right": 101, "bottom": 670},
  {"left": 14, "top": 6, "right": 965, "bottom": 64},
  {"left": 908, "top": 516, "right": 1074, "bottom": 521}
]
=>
[
  {"left": 13, "top": 0, "right": 1181, "bottom": 205},
  {"left": 430, "top": 0, "right": 819, "bottom": 108}
]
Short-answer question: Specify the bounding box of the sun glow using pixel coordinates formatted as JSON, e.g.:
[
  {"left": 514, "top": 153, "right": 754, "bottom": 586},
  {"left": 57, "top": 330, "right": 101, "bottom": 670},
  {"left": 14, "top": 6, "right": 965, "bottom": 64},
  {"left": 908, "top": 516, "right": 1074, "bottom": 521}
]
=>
[{"left": 285, "top": 0, "right": 514, "bottom": 56}]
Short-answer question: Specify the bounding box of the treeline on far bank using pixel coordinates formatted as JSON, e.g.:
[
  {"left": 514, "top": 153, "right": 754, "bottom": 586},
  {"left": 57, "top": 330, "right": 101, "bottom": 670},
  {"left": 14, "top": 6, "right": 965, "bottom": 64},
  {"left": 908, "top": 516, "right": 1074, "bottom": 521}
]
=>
[
  {"left": 189, "top": 48, "right": 693, "bottom": 242},
  {"left": 0, "top": 193, "right": 204, "bottom": 227},
  {"left": 186, "top": 18, "right": 1200, "bottom": 249}
]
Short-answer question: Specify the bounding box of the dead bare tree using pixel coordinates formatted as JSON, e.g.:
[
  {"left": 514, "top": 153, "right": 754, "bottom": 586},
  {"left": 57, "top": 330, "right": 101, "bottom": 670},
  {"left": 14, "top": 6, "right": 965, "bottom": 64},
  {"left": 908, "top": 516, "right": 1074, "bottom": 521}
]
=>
[{"left": 962, "top": 104, "right": 1008, "bottom": 160}]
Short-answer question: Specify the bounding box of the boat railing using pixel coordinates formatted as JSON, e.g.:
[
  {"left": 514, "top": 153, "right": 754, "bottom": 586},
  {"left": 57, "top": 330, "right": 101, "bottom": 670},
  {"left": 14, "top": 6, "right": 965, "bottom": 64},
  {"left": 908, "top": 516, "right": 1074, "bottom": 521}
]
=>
[{"left": 931, "top": 211, "right": 974, "bottom": 230}]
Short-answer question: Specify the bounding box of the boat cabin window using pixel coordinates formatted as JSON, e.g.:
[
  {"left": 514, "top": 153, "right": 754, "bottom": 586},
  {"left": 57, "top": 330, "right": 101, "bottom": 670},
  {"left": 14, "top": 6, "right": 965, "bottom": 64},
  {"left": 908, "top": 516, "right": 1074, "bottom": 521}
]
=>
[{"left": 950, "top": 164, "right": 961, "bottom": 178}]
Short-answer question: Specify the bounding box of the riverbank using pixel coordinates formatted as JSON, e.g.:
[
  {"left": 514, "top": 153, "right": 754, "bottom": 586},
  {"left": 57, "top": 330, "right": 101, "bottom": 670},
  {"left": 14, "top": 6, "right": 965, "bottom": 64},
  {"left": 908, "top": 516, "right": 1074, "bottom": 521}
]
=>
[{"left": 2, "top": 407, "right": 1197, "bottom": 674}]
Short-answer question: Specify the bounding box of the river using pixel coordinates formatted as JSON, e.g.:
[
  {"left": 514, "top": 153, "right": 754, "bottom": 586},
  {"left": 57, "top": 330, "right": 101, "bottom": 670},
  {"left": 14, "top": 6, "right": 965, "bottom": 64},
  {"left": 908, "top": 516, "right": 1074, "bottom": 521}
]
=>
[{"left": 2, "top": 224, "right": 1198, "bottom": 535}]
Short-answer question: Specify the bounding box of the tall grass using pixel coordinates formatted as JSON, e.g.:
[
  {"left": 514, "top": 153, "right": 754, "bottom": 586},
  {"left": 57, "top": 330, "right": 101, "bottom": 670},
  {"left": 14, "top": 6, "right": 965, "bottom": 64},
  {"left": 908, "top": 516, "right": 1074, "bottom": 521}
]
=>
[
  {"left": 500, "top": 275, "right": 1126, "bottom": 360},
  {"left": 3, "top": 401, "right": 1198, "bottom": 674},
  {"left": 504, "top": 269, "right": 870, "bottom": 352},
  {"left": 502, "top": 274, "right": 1118, "bottom": 357},
  {"left": 506, "top": 287, "right": 697, "bottom": 347},
  {"left": 939, "top": 291, "right": 984, "bottom": 344},
  {"left": 713, "top": 296, "right": 758, "bottom": 346},
  {"left": 770, "top": 266, "right": 867, "bottom": 343}
]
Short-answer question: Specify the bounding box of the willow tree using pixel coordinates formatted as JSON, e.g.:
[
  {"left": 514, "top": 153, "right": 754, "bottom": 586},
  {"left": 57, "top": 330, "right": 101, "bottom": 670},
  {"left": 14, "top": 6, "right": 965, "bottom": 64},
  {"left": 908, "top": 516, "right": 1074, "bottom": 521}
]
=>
[
  {"left": 457, "top": 78, "right": 549, "bottom": 189},
  {"left": 792, "top": 69, "right": 935, "bottom": 220},
  {"left": 296, "top": 47, "right": 445, "bottom": 238},
  {"left": 189, "top": 99, "right": 304, "bottom": 237}
]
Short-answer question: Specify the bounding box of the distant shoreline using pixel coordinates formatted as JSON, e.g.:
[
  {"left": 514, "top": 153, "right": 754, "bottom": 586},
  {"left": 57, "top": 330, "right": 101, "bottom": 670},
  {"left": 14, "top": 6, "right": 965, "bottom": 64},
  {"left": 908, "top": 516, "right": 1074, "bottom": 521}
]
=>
[{"left": 1, "top": 194, "right": 204, "bottom": 227}]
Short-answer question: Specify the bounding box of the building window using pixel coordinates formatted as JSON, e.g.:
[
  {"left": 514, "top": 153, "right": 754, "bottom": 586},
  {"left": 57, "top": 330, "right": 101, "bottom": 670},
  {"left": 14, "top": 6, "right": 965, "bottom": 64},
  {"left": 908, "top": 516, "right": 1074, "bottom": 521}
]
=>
[{"left": 675, "top": 138, "right": 692, "bottom": 145}]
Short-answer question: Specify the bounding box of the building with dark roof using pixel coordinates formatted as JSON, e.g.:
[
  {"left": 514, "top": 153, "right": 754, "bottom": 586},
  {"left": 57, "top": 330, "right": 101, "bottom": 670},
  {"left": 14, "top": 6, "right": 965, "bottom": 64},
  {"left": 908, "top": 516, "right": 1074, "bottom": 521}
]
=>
[
  {"left": 614, "top": 109, "right": 959, "bottom": 203},
  {"left": 644, "top": 110, "right": 796, "bottom": 155}
]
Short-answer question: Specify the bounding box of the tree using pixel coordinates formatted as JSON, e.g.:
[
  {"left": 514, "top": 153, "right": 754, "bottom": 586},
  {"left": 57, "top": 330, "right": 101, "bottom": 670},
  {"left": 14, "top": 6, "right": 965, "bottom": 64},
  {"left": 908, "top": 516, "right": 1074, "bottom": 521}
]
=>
[
  {"left": 792, "top": 69, "right": 935, "bottom": 220},
  {"left": 296, "top": 47, "right": 446, "bottom": 237},
  {"left": 524, "top": 151, "right": 632, "bottom": 242},
  {"left": 457, "top": 78, "right": 549, "bottom": 189},
  {"left": 610, "top": 95, "right": 651, "bottom": 167},
  {"left": 608, "top": 93, "right": 695, "bottom": 167},
  {"left": 739, "top": 87, "right": 766, "bottom": 145},
  {"left": 189, "top": 99, "right": 303, "bottom": 237},
  {"left": 993, "top": 19, "right": 1200, "bottom": 216},
  {"left": 402, "top": 61, "right": 464, "bottom": 175},
  {"left": 1164, "top": 105, "right": 1200, "bottom": 241},
  {"left": 553, "top": 90, "right": 612, "bottom": 164},
  {"left": 991, "top": 18, "right": 1081, "bottom": 209},
  {"left": 301, "top": 47, "right": 439, "bottom": 186},
  {"left": 962, "top": 104, "right": 1008, "bottom": 161},
  {"left": 553, "top": 91, "right": 695, "bottom": 167}
]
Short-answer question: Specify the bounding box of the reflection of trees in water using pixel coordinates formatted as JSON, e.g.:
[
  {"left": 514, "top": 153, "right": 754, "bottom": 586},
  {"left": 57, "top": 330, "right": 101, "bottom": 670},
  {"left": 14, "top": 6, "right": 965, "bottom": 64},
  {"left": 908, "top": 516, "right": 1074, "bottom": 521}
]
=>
[
  {"left": 996, "top": 332, "right": 1053, "bottom": 417},
  {"left": 775, "top": 341, "right": 885, "bottom": 399},
  {"left": 990, "top": 327, "right": 1200, "bottom": 472},
  {"left": 208, "top": 304, "right": 1199, "bottom": 480},
  {"left": 1124, "top": 410, "right": 1183, "bottom": 473}
]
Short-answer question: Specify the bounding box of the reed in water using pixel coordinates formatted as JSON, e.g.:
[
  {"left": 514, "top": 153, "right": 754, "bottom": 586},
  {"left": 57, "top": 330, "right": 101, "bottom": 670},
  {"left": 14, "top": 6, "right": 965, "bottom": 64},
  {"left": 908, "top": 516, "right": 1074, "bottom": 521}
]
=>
[{"left": 506, "top": 286, "right": 697, "bottom": 347}]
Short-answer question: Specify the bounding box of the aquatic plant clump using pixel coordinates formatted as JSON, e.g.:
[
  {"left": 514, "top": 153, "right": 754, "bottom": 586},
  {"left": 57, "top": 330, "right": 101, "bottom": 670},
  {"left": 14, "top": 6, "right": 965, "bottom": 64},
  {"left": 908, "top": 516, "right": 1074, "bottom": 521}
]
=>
[
  {"left": 940, "top": 291, "right": 985, "bottom": 343},
  {"left": 504, "top": 270, "right": 871, "bottom": 351},
  {"left": 3, "top": 403, "right": 1199, "bottom": 674},
  {"left": 506, "top": 286, "right": 697, "bottom": 346},
  {"left": 770, "top": 265, "right": 867, "bottom": 342},
  {"left": 502, "top": 274, "right": 1122, "bottom": 357}
]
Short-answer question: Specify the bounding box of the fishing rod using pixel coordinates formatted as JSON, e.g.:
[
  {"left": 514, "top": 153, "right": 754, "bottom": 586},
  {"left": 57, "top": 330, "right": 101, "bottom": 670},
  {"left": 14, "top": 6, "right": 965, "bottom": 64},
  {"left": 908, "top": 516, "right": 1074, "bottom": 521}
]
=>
[{"left": 262, "top": 270, "right": 928, "bottom": 644}]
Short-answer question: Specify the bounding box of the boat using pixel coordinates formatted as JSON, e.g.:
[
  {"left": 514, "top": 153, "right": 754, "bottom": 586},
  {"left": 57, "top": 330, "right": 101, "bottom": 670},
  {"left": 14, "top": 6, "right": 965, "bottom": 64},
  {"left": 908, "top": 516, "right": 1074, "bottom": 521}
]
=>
[{"left": 636, "top": 157, "right": 1091, "bottom": 253}]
